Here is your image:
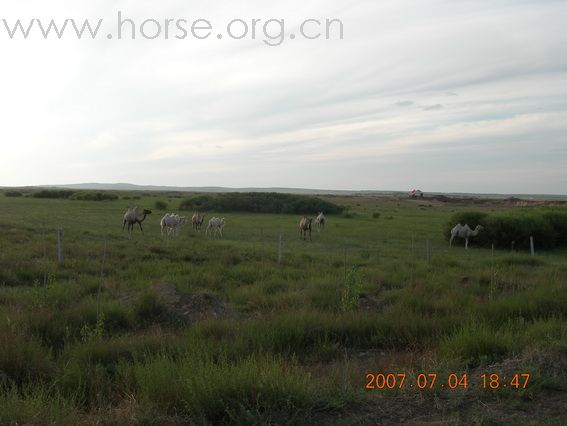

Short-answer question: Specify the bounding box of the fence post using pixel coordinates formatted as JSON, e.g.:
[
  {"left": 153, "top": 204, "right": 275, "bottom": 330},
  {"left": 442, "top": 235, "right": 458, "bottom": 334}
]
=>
[
  {"left": 530, "top": 236, "right": 535, "bottom": 257},
  {"left": 490, "top": 243, "right": 495, "bottom": 301},
  {"left": 277, "top": 233, "right": 283, "bottom": 264},
  {"left": 344, "top": 247, "right": 347, "bottom": 281},
  {"left": 56, "top": 227, "right": 64, "bottom": 264},
  {"left": 426, "top": 240, "right": 431, "bottom": 266}
]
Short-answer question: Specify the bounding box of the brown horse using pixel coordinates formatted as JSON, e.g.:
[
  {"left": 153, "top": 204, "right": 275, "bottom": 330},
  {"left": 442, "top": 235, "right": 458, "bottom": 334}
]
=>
[{"left": 299, "top": 217, "right": 312, "bottom": 241}]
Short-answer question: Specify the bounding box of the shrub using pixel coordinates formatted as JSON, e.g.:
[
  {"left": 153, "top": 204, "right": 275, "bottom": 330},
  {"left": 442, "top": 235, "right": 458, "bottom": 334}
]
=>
[
  {"left": 154, "top": 200, "right": 168, "bottom": 210},
  {"left": 542, "top": 211, "right": 567, "bottom": 246},
  {"left": 372, "top": 212, "right": 381, "bottom": 219},
  {"left": 32, "top": 189, "right": 75, "bottom": 199},
  {"left": 69, "top": 191, "right": 119, "bottom": 201},
  {"left": 4, "top": 191, "right": 23, "bottom": 197},
  {"left": 179, "top": 192, "right": 344, "bottom": 215},
  {"left": 445, "top": 210, "right": 567, "bottom": 250}
]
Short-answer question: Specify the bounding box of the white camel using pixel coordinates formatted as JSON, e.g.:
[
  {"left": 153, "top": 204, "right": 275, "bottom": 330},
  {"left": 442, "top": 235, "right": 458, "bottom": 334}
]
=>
[
  {"left": 123, "top": 207, "right": 152, "bottom": 234},
  {"left": 160, "top": 213, "right": 187, "bottom": 237},
  {"left": 315, "top": 212, "right": 326, "bottom": 231},
  {"left": 206, "top": 217, "right": 225, "bottom": 238},
  {"left": 450, "top": 224, "right": 483, "bottom": 249}
]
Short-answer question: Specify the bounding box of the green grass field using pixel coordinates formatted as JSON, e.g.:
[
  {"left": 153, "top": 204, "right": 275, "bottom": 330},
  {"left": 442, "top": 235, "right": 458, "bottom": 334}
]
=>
[{"left": 1, "top": 192, "right": 566, "bottom": 424}]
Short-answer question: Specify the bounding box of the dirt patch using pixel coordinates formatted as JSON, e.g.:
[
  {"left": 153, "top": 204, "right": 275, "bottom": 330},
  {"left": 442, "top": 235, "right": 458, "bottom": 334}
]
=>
[{"left": 151, "top": 283, "right": 233, "bottom": 325}]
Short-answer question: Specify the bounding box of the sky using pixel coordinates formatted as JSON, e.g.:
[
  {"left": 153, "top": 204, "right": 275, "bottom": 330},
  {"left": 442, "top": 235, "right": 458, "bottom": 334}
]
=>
[{"left": 1, "top": 0, "right": 566, "bottom": 194}]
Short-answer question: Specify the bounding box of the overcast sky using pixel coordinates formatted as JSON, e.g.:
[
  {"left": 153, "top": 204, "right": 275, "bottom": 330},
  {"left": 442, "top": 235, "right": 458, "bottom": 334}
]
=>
[{"left": 1, "top": 0, "right": 566, "bottom": 194}]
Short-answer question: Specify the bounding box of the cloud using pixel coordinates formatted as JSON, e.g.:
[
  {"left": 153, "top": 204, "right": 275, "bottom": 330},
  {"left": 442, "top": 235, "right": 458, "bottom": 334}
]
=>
[
  {"left": 1, "top": 0, "right": 567, "bottom": 194},
  {"left": 422, "top": 104, "right": 444, "bottom": 111}
]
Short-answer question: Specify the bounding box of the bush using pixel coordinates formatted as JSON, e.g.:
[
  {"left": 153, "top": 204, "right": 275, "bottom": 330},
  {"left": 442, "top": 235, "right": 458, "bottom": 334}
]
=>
[
  {"left": 445, "top": 210, "right": 567, "bottom": 250},
  {"left": 542, "top": 211, "right": 567, "bottom": 246},
  {"left": 69, "top": 192, "right": 119, "bottom": 201},
  {"left": 372, "top": 212, "right": 381, "bottom": 219},
  {"left": 154, "top": 200, "right": 168, "bottom": 211},
  {"left": 4, "top": 191, "right": 23, "bottom": 197},
  {"left": 179, "top": 192, "right": 344, "bottom": 215},
  {"left": 32, "top": 190, "right": 75, "bottom": 199}
]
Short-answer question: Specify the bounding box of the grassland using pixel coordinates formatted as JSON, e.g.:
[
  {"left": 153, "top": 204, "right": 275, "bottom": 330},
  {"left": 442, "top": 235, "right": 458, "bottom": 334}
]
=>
[{"left": 0, "top": 192, "right": 566, "bottom": 424}]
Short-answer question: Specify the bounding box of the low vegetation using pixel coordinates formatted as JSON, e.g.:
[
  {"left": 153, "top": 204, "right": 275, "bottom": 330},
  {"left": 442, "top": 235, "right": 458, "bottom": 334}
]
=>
[
  {"left": 69, "top": 191, "right": 119, "bottom": 201},
  {"left": 31, "top": 189, "right": 75, "bottom": 199},
  {"left": 179, "top": 192, "right": 344, "bottom": 214},
  {"left": 0, "top": 194, "right": 565, "bottom": 423},
  {"left": 446, "top": 209, "right": 567, "bottom": 250}
]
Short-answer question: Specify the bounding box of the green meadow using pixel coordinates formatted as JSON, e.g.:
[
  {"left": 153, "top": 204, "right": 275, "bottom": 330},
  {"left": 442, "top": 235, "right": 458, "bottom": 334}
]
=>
[{"left": 0, "top": 191, "right": 566, "bottom": 424}]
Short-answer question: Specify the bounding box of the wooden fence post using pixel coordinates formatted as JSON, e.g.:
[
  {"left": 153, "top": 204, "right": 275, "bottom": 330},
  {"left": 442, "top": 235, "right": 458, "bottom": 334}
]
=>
[
  {"left": 277, "top": 233, "right": 283, "bottom": 264},
  {"left": 530, "top": 236, "right": 535, "bottom": 257},
  {"left": 490, "top": 243, "right": 495, "bottom": 301},
  {"left": 56, "top": 227, "right": 64, "bottom": 264}
]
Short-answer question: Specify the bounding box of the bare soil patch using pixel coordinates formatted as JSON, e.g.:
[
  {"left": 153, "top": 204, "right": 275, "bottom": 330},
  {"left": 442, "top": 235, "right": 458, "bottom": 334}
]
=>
[{"left": 151, "top": 283, "right": 234, "bottom": 325}]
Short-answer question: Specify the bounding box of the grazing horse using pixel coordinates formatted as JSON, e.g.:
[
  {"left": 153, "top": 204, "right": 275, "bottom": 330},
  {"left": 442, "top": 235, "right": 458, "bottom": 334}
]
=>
[
  {"left": 299, "top": 217, "right": 312, "bottom": 241},
  {"left": 192, "top": 212, "right": 206, "bottom": 231},
  {"left": 315, "top": 212, "right": 326, "bottom": 231}
]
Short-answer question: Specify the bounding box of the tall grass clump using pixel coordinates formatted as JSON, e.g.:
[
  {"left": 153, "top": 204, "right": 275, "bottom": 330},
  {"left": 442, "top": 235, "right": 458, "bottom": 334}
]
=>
[
  {"left": 0, "top": 386, "right": 78, "bottom": 425},
  {"left": 440, "top": 323, "right": 514, "bottom": 367},
  {"left": 0, "top": 330, "right": 55, "bottom": 386},
  {"left": 341, "top": 267, "right": 362, "bottom": 312},
  {"left": 123, "top": 353, "right": 331, "bottom": 424},
  {"left": 132, "top": 291, "right": 169, "bottom": 327}
]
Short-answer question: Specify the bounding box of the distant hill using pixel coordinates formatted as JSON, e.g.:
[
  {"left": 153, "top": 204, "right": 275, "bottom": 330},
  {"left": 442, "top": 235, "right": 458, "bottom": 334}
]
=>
[
  {"left": 40, "top": 183, "right": 388, "bottom": 196},
  {"left": 1, "top": 183, "right": 566, "bottom": 200}
]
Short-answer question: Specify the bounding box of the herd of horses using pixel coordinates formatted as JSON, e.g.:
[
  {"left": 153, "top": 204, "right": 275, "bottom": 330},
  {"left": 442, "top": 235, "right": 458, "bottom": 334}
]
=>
[{"left": 122, "top": 208, "right": 327, "bottom": 241}]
